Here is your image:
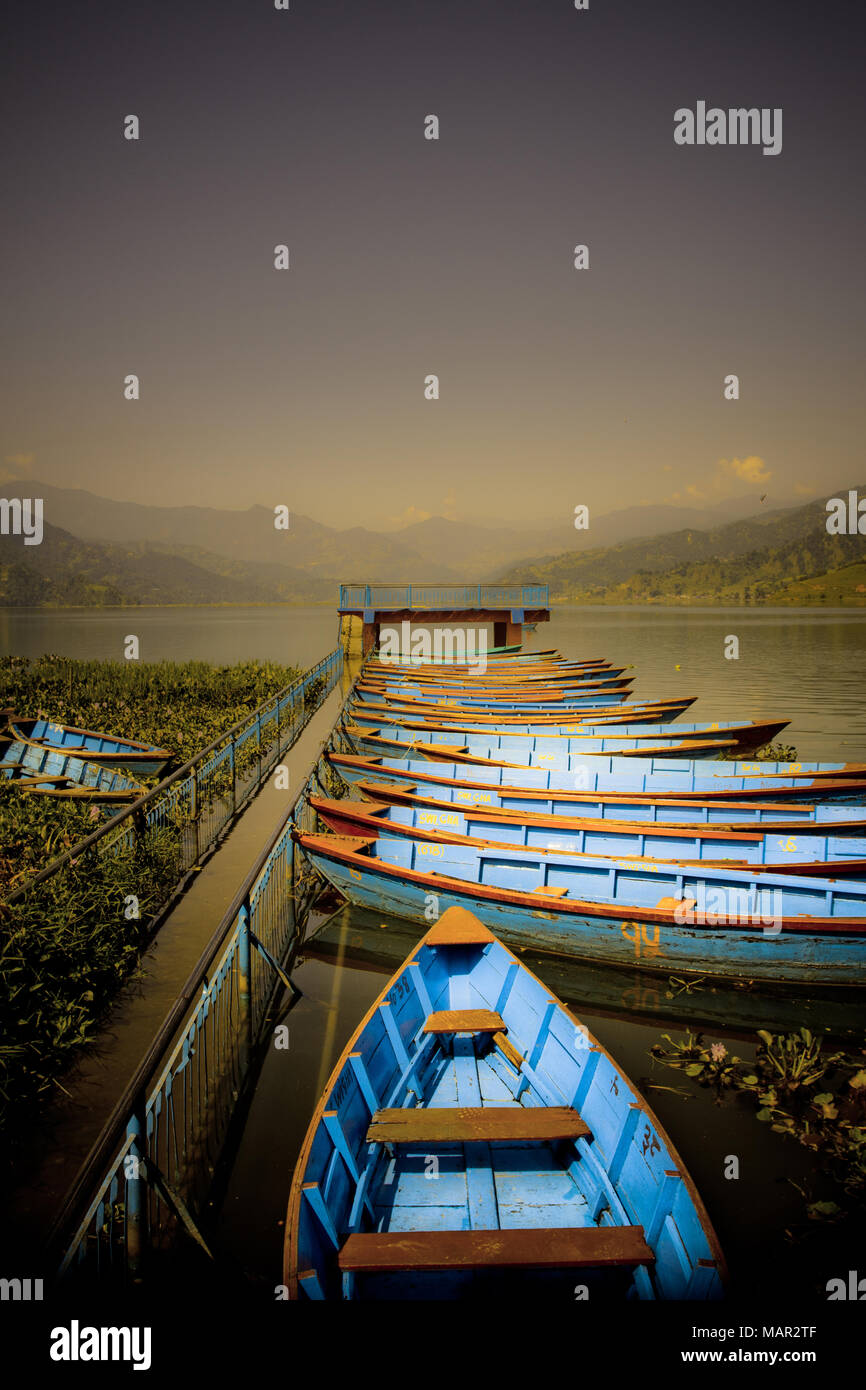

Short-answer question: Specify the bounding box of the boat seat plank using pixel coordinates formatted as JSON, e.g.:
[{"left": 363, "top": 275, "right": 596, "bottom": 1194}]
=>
[
  {"left": 338, "top": 1225, "right": 653, "bottom": 1273},
  {"left": 366, "top": 1106, "right": 590, "bottom": 1145},
  {"left": 423, "top": 1009, "right": 505, "bottom": 1035},
  {"left": 532, "top": 885, "right": 569, "bottom": 898}
]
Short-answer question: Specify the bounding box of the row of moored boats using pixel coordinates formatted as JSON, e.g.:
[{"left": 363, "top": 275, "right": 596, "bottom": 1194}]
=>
[{"left": 283, "top": 642, "right": 866, "bottom": 1302}]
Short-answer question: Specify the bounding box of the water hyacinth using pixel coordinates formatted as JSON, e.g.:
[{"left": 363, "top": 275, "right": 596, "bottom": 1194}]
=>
[
  {"left": 0, "top": 653, "right": 303, "bottom": 765},
  {"left": 651, "top": 1027, "right": 866, "bottom": 1212}
]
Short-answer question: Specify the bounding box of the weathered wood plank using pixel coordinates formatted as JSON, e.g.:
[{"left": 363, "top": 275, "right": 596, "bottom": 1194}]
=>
[
  {"left": 338, "top": 1225, "right": 654, "bottom": 1272},
  {"left": 424, "top": 908, "right": 496, "bottom": 945},
  {"left": 423, "top": 1009, "right": 505, "bottom": 1035},
  {"left": 366, "top": 1105, "right": 590, "bottom": 1144},
  {"left": 493, "top": 1030, "right": 523, "bottom": 1071}
]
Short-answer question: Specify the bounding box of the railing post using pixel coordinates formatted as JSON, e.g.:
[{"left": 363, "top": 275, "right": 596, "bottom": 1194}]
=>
[
  {"left": 237, "top": 897, "right": 253, "bottom": 1073},
  {"left": 229, "top": 738, "right": 236, "bottom": 816},
  {"left": 125, "top": 1101, "right": 147, "bottom": 1282},
  {"left": 190, "top": 762, "right": 200, "bottom": 861}
]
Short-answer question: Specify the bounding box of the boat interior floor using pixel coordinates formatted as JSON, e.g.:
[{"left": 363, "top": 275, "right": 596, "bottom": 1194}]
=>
[{"left": 345, "top": 1029, "right": 644, "bottom": 1299}]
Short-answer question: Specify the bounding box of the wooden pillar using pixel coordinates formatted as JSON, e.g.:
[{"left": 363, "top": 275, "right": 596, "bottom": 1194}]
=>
[
  {"left": 506, "top": 620, "right": 523, "bottom": 646},
  {"left": 362, "top": 621, "right": 379, "bottom": 654}
]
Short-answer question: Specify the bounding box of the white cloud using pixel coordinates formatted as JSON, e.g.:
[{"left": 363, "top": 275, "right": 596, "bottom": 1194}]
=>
[
  {"left": 667, "top": 456, "right": 771, "bottom": 503},
  {"left": 1, "top": 453, "right": 35, "bottom": 484}
]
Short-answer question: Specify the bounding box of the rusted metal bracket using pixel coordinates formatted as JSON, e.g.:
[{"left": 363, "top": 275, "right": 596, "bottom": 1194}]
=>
[
  {"left": 250, "top": 930, "right": 302, "bottom": 999},
  {"left": 138, "top": 1155, "right": 214, "bottom": 1260}
]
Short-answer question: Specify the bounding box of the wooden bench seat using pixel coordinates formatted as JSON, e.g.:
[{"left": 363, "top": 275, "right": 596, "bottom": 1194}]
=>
[
  {"left": 366, "top": 1105, "right": 590, "bottom": 1145},
  {"left": 339, "top": 1225, "right": 653, "bottom": 1273},
  {"left": 423, "top": 1009, "right": 504, "bottom": 1035}
]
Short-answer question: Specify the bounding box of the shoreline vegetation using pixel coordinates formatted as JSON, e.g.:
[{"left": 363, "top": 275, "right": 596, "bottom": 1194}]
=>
[
  {"left": 0, "top": 655, "right": 305, "bottom": 1135},
  {"left": 2, "top": 589, "right": 866, "bottom": 613}
]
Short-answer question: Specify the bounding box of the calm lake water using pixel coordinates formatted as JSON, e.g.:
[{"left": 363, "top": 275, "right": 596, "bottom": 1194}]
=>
[
  {"left": 4, "top": 603, "right": 866, "bottom": 1299},
  {"left": 4, "top": 601, "right": 866, "bottom": 761}
]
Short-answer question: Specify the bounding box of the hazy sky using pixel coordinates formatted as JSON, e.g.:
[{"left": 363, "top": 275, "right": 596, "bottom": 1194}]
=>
[{"left": 2, "top": 0, "right": 864, "bottom": 529}]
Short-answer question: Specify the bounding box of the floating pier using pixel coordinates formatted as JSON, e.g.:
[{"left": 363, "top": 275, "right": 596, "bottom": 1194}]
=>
[{"left": 337, "top": 583, "right": 551, "bottom": 654}]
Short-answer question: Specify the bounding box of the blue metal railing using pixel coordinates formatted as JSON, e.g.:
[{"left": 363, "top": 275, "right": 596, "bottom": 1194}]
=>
[
  {"left": 338, "top": 584, "right": 549, "bottom": 611},
  {"left": 49, "top": 677, "right": 357, "bottom": 1285},
  {"left": 7, "top": 648, "right": 344, "bottom": 914}
]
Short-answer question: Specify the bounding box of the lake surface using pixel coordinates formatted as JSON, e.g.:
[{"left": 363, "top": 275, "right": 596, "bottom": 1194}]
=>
[
  {"left": 4, "top": 602, "right": 866, "bottom": 1298},
  {"left": 4, "top": 602, "right": 866, "bottom": 762}
]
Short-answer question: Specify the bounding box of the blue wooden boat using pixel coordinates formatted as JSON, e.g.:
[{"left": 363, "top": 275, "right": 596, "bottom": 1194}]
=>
[
  {"left": 377, "top": 643, "right": 561, "bottom": 661},
  {"left": 295, "top": 831, "right": 866, "bottom": 985},
  {"left": 366, "top": 656, "right": 614, "bottom": 677},
  {"left": 283, "top": 907, "right": 726, "bottom": 1300},
  {"left": 365, "top": 664, "right": 630, "bottom": 685},
  {"left": 309, "top": 794, "right": 866, "bottom": 876},
  {"left": 2, "top": 715, "right": 173, "bottom": 776},
  {"left": 346, "top": 721, "right": 736, "bottom": 759},
  {"left": 350, "top": 775, "right": 866, "bottom": 834},
  {"left": 377, "top": 644, "right": 559, "bottom": 662},
  {"left": 0, "top": 736, "right": 147, "bottom": 802},
  {"left": 356, "top": 679, "right": 635, "bottom": 706},
  {"left": 327, "top": 751, "right": 866, "bottom": 805},
  {"left": 355, "top": 685, "right": 655, "bottom": 711},
  {"left": 358, "top": 693, "right": 699, "bottom": 724},
  {"left": 347, "top": 704, "right": 790, "bottom": 754},
  {"left": 340, "top": 727, "right": 866, "bottom": 793}
]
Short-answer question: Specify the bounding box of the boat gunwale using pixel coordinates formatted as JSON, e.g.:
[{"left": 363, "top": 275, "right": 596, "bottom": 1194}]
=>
[{"left": 7, "top": 719, "right": 173, "bottom": 765}]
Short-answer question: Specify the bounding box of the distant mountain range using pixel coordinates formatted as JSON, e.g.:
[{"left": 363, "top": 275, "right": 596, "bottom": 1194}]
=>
[
  {"left": 0, "top": 477, "right": 862, "bottom": 606},
  {"left": 498, "top": 490, "right": 866, "bottom": 604},
  {"left": 0, "top": 521, "right": 335, "bottom": 606}
]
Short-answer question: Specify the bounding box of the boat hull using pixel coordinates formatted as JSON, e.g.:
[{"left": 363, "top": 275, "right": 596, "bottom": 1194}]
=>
[
  {"left": 309, "top": 794, "right": 866, "bottom": 874},
  {"left": 0, "top": 737, "right": 147, "bottom": 801},
  {"left": 5, "top": 717, "right": 172, "bottom": 776},
  {"left": 352, "top": 776, "right": 866, "bottom": 834},
  {"left": 348, "top": 704, "right": 790, "bottom": 752},
  {"left": 297, "top": 834, "right": 866, "bottom": 986},
  {"left": 328, "top": 752, "right": 866, "bottom": 804}
]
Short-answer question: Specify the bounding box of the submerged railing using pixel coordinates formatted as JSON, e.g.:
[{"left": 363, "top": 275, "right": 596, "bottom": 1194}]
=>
[{"left": 49, "top": 693, "right": 356, "bottom": 1286}]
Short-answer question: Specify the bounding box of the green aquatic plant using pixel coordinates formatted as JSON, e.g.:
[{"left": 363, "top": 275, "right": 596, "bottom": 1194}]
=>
[
  {"left": 650, "top": 1027, "right": 866, "bottom": 1210},
  {"left": 0, "top": 821, "right": 184, "bottom": 1130},
  {"left": 718, "top": 740, "right": 798, "bottom": 763},
  {"left": 0, "top": 654, "right": 302, "bottom": 776}
]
